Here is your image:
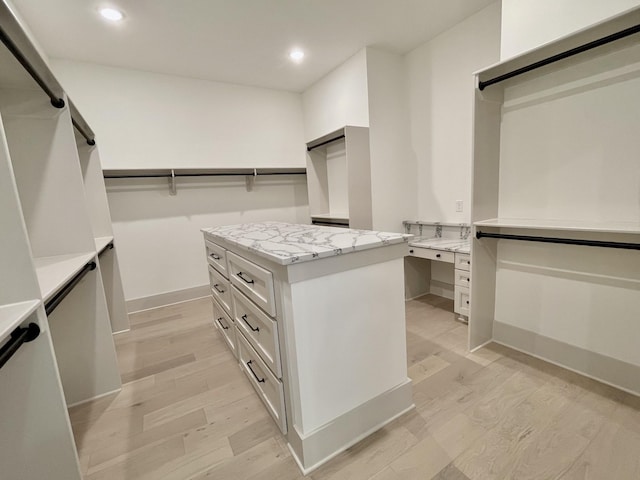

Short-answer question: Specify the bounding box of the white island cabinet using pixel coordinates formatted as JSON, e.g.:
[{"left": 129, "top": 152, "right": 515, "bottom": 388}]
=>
[{"left": 202, "top": 222, "right": 413, "bottom": 474}]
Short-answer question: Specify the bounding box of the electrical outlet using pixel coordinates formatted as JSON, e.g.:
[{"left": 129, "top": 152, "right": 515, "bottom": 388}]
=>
[{"left": 456, "top": 200, "right": 463, "bottom": 212}]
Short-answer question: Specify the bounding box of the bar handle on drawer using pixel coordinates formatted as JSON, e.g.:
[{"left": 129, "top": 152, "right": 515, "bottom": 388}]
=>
[
  {"left": 217, "top": 317, "right": 229, "bottom": 330},
  {"left": 241, "top": 314, "right": 260, "bottom": 332},
  {"left": 210, "top": 253, "right": 221, "bottom": 260},
  {"left": 236, "top": 271, "right": 254, "bottom": 284},
  {"left": 213, "top": 284, "right": 225, "bottom": 294},
  {"left": 246, "top": 360, "right": 265, "bottom": 383}
]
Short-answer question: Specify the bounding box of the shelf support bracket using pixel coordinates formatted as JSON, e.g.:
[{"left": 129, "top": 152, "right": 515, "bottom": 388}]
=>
[
  {"left": 245, "top": 169, "right": 257, "bottom": 192},
  {"left": 169, "top": 169, "right": 176, "bottom": 196}
]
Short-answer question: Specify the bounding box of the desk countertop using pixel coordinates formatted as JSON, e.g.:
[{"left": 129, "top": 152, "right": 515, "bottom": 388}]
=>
[{"left": 408, "top": 237, "right": 470, "bottom": 254}]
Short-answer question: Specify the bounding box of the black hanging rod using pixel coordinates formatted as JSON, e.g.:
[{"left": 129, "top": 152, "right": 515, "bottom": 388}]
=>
[
  {"left": 307, "top": 134, "right": 345, "bottom": 152},
  {"left": 98, "top": 242, "right": 114, "bottom": 258},
  {"left": 479, "top": 23, "right": 640, "bottom": 91},
  {"left": 0, "top": 2, "right": 65, "bottom": 108},
  {"left": 103, "top": 169, "right": 307, "bottom": 179},
  {"left": 69, "top": 100, "right": 96, "bottom": 146},
  {"left": 0, "top": 322, "right": 40, "bottom": 370},
  {"left": 45, "top": 262, "right": 96, "bottom": 316},
  {"left": 476, "top": 231, "right": 640, "bottom": 250}
]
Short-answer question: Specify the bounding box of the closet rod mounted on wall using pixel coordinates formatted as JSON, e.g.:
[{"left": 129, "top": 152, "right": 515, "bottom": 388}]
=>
[
  {"left": 476, "top": 231, "right": 640, "bottom": 250},
  {"left": 70, "top": 100, "right": 96, "bottom": 146},
  {"left": 307, "top": 134, "right": 345, "bottom": 152},
  {"left": 0, "top": 1, "right": 65, "bottom": 108},
  {"left": 0, "top": 323, "right": 40, "bottom": 370},
  {"left": 98, "top": 242, "right": 114, "bottom": 258},
  {"left": 45, "top": 261, "right": 97, "bottom": 316},
  {"left": 478, "top": 23, "right": 640, "bottom": 91}
]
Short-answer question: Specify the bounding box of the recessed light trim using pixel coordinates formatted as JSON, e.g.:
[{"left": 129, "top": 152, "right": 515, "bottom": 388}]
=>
[
  {"left": 289, "top": 49, "right": 305, "bottom": 63},
  {"left": 99, "top": 7, "right": 124, "bottom": 22}
]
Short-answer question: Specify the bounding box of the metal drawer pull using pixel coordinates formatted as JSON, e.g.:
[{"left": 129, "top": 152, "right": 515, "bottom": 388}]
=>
[
  {"left": 467, "top": 261, "right": 470, "bottom": 265},
  {"left": 436, "top": 253, "right": 441, "bottom": 258},
  {"left": 241, "top": 314, "right": 260, "bottom": 332},
  {"left": 210, "top": 253, "right": 221, "bottom": 260},
  {"left": 247, "top": 360, "right": 265, "bottom": 383},
  {"left": 466, "top": 300, "right": 470, "bottom": 305},
  {"left": 237, "top": 271, "right": 254, "bottom": 284},
  {"left": 217, "top": 317, "right": 229, "bottom": 330},
  {"left": 213, "top": 284, "right": 225, "bottom": 294}
]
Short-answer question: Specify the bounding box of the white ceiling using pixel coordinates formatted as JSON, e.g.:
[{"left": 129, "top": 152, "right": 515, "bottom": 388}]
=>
[{"left": 11, "top": 0, "right": 496, "bottom": 92}]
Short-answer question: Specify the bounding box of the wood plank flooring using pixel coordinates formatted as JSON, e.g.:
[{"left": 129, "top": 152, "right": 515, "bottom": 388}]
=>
[{"left": 69, "top": 294, "right": 640, "bottom": 479}]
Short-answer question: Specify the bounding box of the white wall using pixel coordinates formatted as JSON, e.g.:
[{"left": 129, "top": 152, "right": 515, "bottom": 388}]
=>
[
  {"left": 106, "top": 176, "right": 308, "bottom": 303},
  {"left": 366, "top": 48, "right": 416, "bottom": 232},
  {"left": 406, "top": 2, "right": 501, "bottom": 225},
  {"left": 52, "top": 60, "right": 306, "bottom": 169},
  {"left": 501, "top": 0, "right": 640, "bottom": 59},
  {"left": 52, "top": 60, "right": 309, "bottom": 305},
  {"left": 302, "top": 49, "right": 369, "bottom": 142}
]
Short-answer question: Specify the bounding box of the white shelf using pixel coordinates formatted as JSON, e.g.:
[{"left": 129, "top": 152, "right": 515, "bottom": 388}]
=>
[
  {"left": 0, "top": 299, "right": 41, "bottom": 344},
  {"left": 33, "top": 252, "right": 97, "bottom": 302},
  {"left": 474, "top": 218, "right": 640, "bottom": 235},
  {"left": 311, "top": 213, "right": 350, "bottom": 222},
  {"left": 95, "top": 236, "right": 114, "bottom": 254}
]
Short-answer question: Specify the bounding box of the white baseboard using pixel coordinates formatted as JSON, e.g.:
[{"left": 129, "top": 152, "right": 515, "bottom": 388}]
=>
[
  {"left": 126, "top": 284, "right": 210, "bottom": 313},
  {"left": 494, "top": 321, "right": 640, "bottom": 397},
  {"left": 429, "top": 280, "right": 454, "bottom": 300},
  {"left": 287, "top": 379, "right": 414, "bottom": 474}
]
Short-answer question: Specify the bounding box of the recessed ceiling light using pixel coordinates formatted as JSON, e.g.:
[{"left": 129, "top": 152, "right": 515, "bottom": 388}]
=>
[
  {"left": 99, "top": 7, "right": 124, "bottom": 22},
  {"left": 289, "top": 49, "right": 305, "bottom": 63}
]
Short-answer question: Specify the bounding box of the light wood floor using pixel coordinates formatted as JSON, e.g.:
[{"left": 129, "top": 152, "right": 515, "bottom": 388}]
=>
[{"left": 70, "top": 294, "right": 640, "bottom": 480}]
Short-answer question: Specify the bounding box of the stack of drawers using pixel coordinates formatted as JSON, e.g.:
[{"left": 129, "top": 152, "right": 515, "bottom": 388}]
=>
[
  {"left": 204, "top": 239, "right": 287, "bottom": 434},
  {"left": 453, "top": 252, "right": 471, "bottom": 319}
]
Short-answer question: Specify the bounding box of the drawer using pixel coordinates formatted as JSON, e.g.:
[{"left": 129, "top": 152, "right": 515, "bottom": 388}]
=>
[
  {"left": 454, "top": 285, "right": 470, "bottom": 316},
  {"left": 455, "top": 253, "right": 471, "bottom": 272},
  {"left": 208, "top": 265, "right": 232, "bottom": 314},
  {"left": 232, "top": 287, "right": 281, "bottom": 378},
  {"left": 454, "top": 269, "right": 471, "bottom": 287},
  {"left": 227, "top": 251, "right": 276, "bottom": 317},
  {"left": 211, "top": 297, "right": 237, "bottom": 358},
  {"left": 236, "top": 328, "right": 287, "bottom": 434},
  {"left": 408, "top": 247, "right": 454, "bottom": 263},
  {"left": 205, "top": 240, "right": 228, "bottom": 278}
]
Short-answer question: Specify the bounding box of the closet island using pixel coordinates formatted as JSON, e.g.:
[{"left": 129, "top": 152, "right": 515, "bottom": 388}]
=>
[{"left": 201, "top": 222, "right": 413, "bottom": 473}]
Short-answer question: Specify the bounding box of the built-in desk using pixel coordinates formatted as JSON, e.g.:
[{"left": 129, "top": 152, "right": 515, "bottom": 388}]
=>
[{"left": 406, "top": 232, "right": 471, "bottom": 321}]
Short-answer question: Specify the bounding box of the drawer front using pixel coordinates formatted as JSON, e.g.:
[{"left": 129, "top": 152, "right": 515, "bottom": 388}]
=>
[
  {"left": 454, "top": 269, "right": 471, "bottom": 287},
  {"left": 205, "top": 240, "right": 228, "bottom": 278},
  {"left": 227, "top": 252, "right": 276, "bottom": 317},
  {"left": 236, "top": 329, "right": 287, "bottom": 434},
  {"left": 455, "top": 253, "right": 471, "bottom": 272},
  {"left": 454, "top": 286, "right": 470, "bottom": 316},
  {"left": 211, "top": 297, "right": 237, "bottom": 357},
  {"left": 232, "top": 287, "right": 281, "bottom": 378},
  {"left": 208, "top": 265, "right": 232, "bottom": 314},
  {"left": 408, "top": 247, "right": 454, "bottom": 263}
]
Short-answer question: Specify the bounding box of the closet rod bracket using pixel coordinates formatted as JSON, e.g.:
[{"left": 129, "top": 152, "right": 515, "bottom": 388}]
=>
[
  {"left": 169, "top": 169, "right": 176, "bottom": 196},
  {"left": 245, "top": 169, "right": 257, "bottom": 192}
]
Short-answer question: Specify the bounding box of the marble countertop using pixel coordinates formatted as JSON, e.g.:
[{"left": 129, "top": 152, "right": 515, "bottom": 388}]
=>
[
  {"left": 202, "top": 222, "right": 411, "bottom": 265},
  {"left": 408, "top": 237, "right": 470, "bottom": 254}
]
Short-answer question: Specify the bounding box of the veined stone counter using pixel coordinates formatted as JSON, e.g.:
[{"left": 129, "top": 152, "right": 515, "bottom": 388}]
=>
[{"left": 202, "top": 221, "right": 411, "bottom": 265}]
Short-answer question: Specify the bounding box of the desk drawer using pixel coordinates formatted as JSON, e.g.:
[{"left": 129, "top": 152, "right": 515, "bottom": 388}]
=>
[
  {"left": 232, "top": 287, "right": 281, "bottom": 378},
  {"left": 408, "top": 247, "right": 454, "bottom": 263},
  {"left": 208, "top": 265, "right": 232, "bottom": 314},
  {"left": 455, "top": 253, "right": 471, "bottom": 272},
  {"left": 455, "top": 269, "right": 471, "bottom": 287},
  {"left": 454, "top": 286, "right": 470, "bottom": 316},
  {"left": 211, "top": 297, "right": 237, "bottom": 357},
  {"left": 205, "top": 240, "right": 228, "bottom": 278},
  {"left": 237, "top": 329, "right": 287, "bottom": 434},
  {"left": 227, "top": 252, "right": 276, "bottom": 317}
]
